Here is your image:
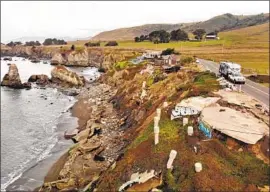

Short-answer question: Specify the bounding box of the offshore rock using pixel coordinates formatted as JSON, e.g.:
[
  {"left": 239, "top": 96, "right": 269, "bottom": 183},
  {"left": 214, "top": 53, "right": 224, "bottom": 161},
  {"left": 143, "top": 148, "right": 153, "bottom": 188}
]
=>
[
  {"left": 1, "top": 64, "right": 23, "bottom": 89},
  {"left": 51, "top": 66, "right": 85, "bottom": 87}
]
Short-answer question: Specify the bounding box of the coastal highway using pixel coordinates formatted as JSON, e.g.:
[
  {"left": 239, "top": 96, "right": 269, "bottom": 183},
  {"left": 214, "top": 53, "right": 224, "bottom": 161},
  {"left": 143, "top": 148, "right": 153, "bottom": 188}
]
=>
[{"left": 198, "top": 59, "right": 270, "bottom": 110}]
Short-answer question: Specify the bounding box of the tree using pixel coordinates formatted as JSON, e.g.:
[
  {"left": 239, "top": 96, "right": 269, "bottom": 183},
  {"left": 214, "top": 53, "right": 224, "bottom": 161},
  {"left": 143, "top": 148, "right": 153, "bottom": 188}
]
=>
[
  {"left": 134, "top": 37, "right": 140, "bottom": 42},
  {"left": 159, "top": 30, "right": 170, "bottom": 43},
  {"left": 105, "top": 41, "right": 118, "bottom": 46},
  {"left": 71, "top": 44, "right": 75, "bottom": 51},
  {"left": 161, "top": 48, "right": 175, "bottom": 56},
  {"left": 193, "top": 29, "right": 206, "bottom": 41},
  {"left": 7, "top": 41, "right": 22, "bottom": 47},
  {"left": 84, "top": 42, "right": 100, "bottom": 47},
  {"left": 43, "top": 38, "right": 67, "bottom": 45},
  {"left": 25, "top": 41, "right": 41, "bottom": 46},
  {"left": 139, "top": 35, "right": 145, "bottom": 42},
  {"left": 149, "top": 30, "right": 170, "bottom": 44},
  {"left": 170, "top": 29, "right": 188, "bottom": 41}
]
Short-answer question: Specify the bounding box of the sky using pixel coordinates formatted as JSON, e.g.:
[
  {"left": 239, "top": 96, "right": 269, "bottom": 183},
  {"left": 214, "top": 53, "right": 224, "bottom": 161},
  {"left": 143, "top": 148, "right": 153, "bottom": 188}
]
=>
[{"left": 1, "top": 1, "right": 269, "bottom": 42}]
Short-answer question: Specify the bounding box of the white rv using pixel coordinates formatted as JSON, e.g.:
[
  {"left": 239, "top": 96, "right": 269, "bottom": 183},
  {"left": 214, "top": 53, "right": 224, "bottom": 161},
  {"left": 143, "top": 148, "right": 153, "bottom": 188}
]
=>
[{"left": 219, "top": 62, "right": 245, "bottom": 84}]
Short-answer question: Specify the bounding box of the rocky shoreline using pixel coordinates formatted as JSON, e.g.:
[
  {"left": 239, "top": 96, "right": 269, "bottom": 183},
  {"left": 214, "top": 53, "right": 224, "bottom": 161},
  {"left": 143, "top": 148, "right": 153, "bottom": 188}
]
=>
[{"left": 38, "top": 81, "right": 127, "bottom": 191}]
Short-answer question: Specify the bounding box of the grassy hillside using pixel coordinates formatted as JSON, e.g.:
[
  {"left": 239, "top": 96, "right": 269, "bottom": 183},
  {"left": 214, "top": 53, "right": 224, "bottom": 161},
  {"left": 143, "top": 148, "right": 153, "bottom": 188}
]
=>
[
  {"left": 113, "top": 22, "right": 269, "bottom": 74},
  {"left": 91, "top": 13, "right": 269, "bottom": 41}
]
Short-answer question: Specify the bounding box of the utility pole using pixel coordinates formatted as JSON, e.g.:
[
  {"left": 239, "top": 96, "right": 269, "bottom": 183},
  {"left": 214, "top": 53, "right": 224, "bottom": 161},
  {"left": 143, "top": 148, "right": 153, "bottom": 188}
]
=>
[{"left": 222, "top": 40, "right": 225, "bottom": 54}]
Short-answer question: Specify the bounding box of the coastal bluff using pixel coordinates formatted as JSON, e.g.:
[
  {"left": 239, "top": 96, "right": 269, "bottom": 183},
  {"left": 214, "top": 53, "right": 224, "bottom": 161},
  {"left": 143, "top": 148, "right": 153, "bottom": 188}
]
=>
[{"left": 1, "top": 45, "right": 142, "bottom": 69}]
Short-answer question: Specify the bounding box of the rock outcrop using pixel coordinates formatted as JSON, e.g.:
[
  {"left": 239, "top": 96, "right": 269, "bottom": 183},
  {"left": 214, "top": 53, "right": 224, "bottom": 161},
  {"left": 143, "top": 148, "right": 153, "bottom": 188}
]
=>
[
  {"left": 51, "top": 66, "right": 85, "bottom": 87},
  {"left": 28, "top": 74, "right": 50, "bottom": 86},
  {"left": 51, "top": 53, "right": 67, "bottom": 65},
  {"left": 67, "top": 49, "right": 89, "bottom": 66},
  {"left": 1, "top": 64, "right": 24, "bottom": 89},
  {"left": 51, "top": 49, "right": 89, "bottom": 66}
]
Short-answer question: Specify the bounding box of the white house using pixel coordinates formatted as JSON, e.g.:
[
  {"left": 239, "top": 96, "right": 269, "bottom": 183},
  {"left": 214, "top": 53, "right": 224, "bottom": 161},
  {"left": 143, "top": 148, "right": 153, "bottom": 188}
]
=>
[
  {"left": 142, "top": 50, "right": 162, "bottom": 59},
  {"left": 205, "top": 32, "right": 219, "bottom": 40}
]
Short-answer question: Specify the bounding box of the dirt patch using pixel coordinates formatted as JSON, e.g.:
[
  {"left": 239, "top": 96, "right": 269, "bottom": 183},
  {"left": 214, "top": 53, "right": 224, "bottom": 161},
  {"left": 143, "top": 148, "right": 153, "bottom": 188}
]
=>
[
  {"left": 247, "top": 75, "right": 270, "bottom": 84},
  {"left": 71, "top": 98, "right": 92, "bottom": 130},
  {"left": 44, "top": 152, "right": 69, "bottom": 183}
]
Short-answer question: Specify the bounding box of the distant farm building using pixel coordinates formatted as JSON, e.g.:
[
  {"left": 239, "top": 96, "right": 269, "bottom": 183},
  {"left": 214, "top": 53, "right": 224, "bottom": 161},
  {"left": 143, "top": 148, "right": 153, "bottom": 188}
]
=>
[{"left": 205, "top": 32, "right": 219, "bottom": 40}]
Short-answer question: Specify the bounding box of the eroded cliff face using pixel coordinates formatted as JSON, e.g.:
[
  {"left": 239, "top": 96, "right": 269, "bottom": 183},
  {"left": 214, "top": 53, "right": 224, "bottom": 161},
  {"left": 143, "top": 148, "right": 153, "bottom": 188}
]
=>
[{"left": 50, "top": 48, "right": 140, "bottom": 69}]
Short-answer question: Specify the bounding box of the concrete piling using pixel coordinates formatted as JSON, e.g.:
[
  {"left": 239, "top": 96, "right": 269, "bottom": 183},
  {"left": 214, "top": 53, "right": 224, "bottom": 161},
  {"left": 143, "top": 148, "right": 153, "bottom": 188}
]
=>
[
  {"left": 163, "top": 102, "right": 168, "bottom": 108},
  {"left": 156, "top": 108, "right": 161, "bottom": 120},
  {"left": 187, "top": 126, "right": 194, "bottom": 136},
  {"left": 154, "top": 124, "right": 159, "bottom": 145},
  {"left": 142, "top": 81, "right": 146, "bottom": 89},
  {"left": 167, "top": 150, "right": 177, "bottom": 169},
  {"left": 183, "top": 117, "right": 188, "bottom": 126},
  {"left": 195, "top": 162, "right": 202, "bottom": 172},
  {"left": 154, "top": 116, "right": 160, "bottom": 128}
]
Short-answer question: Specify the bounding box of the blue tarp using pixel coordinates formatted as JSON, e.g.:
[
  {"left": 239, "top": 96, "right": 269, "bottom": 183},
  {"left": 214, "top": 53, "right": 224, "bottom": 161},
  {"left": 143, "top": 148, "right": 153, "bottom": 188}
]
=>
[
  {"left": 198, "top": 122, "right": 212, "bottom": 138},
  {"left": 130, "top": 56, "right": 144, "bottom": 64}
]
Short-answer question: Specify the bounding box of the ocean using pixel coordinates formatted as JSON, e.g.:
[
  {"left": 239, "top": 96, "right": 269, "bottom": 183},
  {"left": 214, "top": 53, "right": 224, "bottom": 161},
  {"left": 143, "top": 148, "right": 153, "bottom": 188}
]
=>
[{"left": 0, "top": 57, "right": 99, "bottom": 191}]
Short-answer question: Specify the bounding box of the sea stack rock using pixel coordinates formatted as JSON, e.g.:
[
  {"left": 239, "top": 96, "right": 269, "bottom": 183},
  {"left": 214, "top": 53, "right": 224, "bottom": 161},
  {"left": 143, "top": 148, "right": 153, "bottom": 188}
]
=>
[
  {"left": 1, "top": 64, "right": 23, "bottom": 89},
  {"left": 51, "top": 66, "right": 85, "bottom": 87}
]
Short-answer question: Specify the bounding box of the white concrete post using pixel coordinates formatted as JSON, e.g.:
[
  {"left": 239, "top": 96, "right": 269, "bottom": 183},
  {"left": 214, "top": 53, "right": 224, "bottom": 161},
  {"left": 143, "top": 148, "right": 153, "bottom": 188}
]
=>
[
  {"left": 142, "top": 81, "right": 146, "bottom": 89},
  {"left": 154, "top": 116, "right": 160, "bottom": 145},
  {"left": 187, "top": 126, "right": 194, "bottom": 136},
  {"left": 183, "top": 117, "right": 188, "bottom": 126},
  {"left": 195, "top": 162, "right": 202, "bottom": 172},
  {"left": 163, "top": 102, "right": 168, "bottom": 108},
  {"left": 156, "top": 108, "right": 161, "bottom": 120},
  {"left": 140, "top": 89, "right": 147, "bottom": 101},
  {"left": 154, "top": 116, "right": 160, "bottom": 128},
  {"left": 167, "top": 150, "right": 177, "bottom": 169},
  {"left": 239, "top": 85, "right": 242, "bottom": 92},
  {"left": 154, "top": 125, "right": 159, "bottom": 145},
  {"left": 194, "top": 146, "right": 197, "bottom": 154}
]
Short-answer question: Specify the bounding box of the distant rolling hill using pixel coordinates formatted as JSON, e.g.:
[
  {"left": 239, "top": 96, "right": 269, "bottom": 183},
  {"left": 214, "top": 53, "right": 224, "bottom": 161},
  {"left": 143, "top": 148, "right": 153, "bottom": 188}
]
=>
[
  {"left": 91, "top": 13, "right": 269, "bottom": 41},
  {"left": 5, "top": 36, "right": 92, "bottom": 44}
]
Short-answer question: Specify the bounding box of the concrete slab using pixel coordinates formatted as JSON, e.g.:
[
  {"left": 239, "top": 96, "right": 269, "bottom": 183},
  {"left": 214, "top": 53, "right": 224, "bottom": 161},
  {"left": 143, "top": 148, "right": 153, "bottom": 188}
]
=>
[
  {"left": 214, "top": 89, "right": 260, "bottom": 109},
  {"left": 201, "top": 106, "right": 268, "bottom": 144}
]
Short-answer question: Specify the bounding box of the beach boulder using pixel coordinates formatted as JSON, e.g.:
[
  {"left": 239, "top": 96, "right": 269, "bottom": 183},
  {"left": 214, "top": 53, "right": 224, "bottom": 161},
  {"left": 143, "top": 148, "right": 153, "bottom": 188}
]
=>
[
  {"left": 1, "top": 64, "right": 23, "bottom": 89},
  {"left": 28, "top": 74, "right": 50, "bottom": 86}
]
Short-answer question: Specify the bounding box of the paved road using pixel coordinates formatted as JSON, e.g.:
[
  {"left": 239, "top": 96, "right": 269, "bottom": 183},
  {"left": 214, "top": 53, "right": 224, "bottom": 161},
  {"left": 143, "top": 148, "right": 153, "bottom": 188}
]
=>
[{"left": 198, "top": 59, "right": 270, "bottom": 110}]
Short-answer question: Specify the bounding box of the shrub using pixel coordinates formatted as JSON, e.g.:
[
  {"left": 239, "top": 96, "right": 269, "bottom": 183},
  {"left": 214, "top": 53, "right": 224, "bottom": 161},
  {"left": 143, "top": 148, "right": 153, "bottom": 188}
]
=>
[
  {"left": 180, "top": 56, "right": 195, "bottom": 64},
  {"left": 85, "top": 42, "right": 100, "bottom": 47},
  {"left": 25, "top": 41, "right": 41, "bottom": 46},
  {"left": 114, "top": 61, "right": 129, "bottom": 70},
  {"left": 105, "top": 41, "right": 118, "bottom": 46},
  {"left": 71, "top": 45, "right": 75, "bottom": 51}
]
